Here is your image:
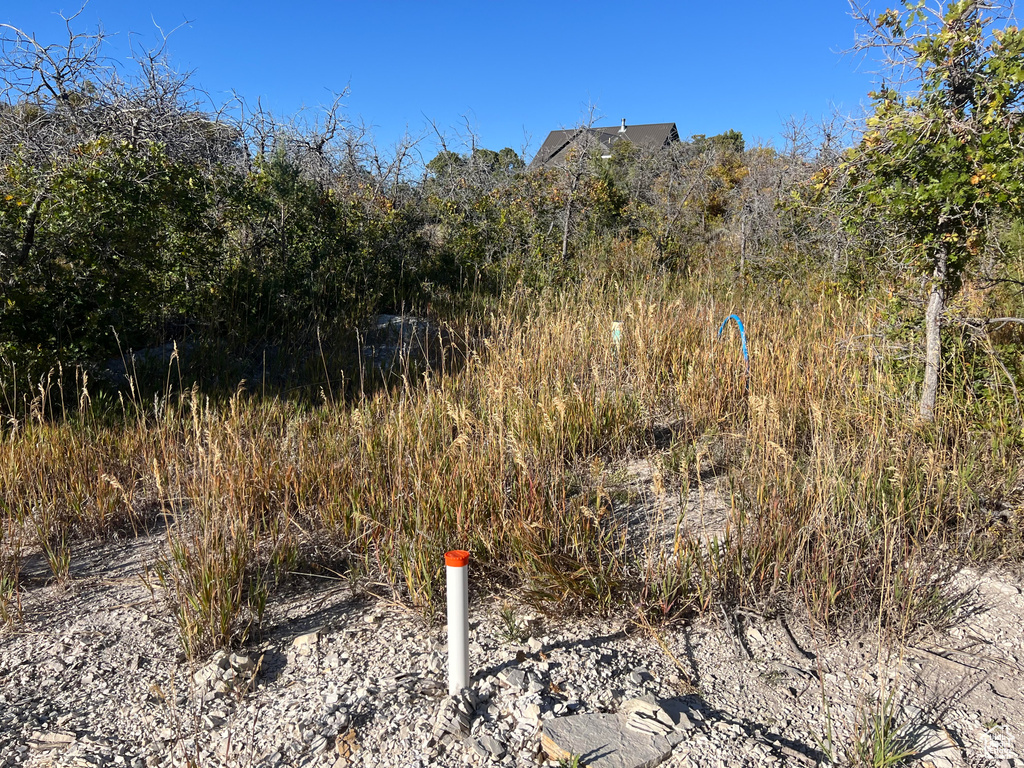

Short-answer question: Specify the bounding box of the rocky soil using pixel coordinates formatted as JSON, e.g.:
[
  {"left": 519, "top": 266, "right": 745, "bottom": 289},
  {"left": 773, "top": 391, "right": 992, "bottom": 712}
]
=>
[{"left": 2, "top": 469, "right": 1024, "bottom": 768}]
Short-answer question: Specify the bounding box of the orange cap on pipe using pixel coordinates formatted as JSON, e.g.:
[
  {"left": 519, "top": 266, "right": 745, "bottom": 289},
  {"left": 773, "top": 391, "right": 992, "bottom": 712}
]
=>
[{"left": 445, "top": 550, "right": 470, "bottom": 567}]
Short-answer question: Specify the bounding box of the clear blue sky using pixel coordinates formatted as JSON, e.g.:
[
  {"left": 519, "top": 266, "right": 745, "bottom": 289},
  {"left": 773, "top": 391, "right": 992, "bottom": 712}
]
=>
[{"left": 9, "top": 1, "right": 881, "bottom": 162}]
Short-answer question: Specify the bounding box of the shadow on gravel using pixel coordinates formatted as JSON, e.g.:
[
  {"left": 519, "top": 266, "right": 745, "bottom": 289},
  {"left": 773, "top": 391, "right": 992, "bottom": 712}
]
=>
[
  {"left": 254, "top": 584, "right": 372, "bottom": 685},
  {"left": 681, "top": 626, "right": 701, "bottom": 688},
  {"left": 255, "top": 647, "right": 289, "bottom": 685},
  {"left": 550, "top": 624, "right": 826, "bottom": 765},
  {"left": 668, "top": 695, "right": 827, "bottom": 766},
  {"left": 474, "top": 630, "right": 629, "bottom": 683},
  {"left": 15, "top": 511, "right": 170, "bottom": 587},
  {"left": 279, "top": 587, "right": 370, "bottom": 634}
]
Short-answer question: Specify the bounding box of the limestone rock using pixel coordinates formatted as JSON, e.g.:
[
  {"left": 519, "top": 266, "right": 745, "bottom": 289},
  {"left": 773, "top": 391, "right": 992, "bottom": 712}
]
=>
[
  {"left": 480, "top": 734, "right": 506, "bottom": 757},
  {"left": 499, "top": 668, "right": 527, "bottom": 690},
  {"left": 229, "top": 653, "right": 254, "bottom": 674},
  {"left": 470, "top": 733, "right": 506, "bottom": 759},
  {"left": 434, "top": 694, "right": 473, "bottom": 737},
  {"left": 913, "top": 725, "right": 963, "bottom": 768},
  {"left": 335, "top": 728, "right": 359, "bottom": 760},
  {"left": 621, "top": 697, "right": 675, "bottom": 735},
  {"left": 542, "top": 698, "right": 694, "bottom": 768},
  {"left": 28, "top": 730, "right": 77, "bottom": 751},
  {"left": 542, "top": 713, "right": 680, "bottom": 768},
  {"left": 292, "top": 631, "right": 321, "bottom": 655}
]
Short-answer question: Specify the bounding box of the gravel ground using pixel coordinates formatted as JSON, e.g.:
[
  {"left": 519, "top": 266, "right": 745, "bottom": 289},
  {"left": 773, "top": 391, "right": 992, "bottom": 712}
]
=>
[
  {"left": 2, "top": 459, "right": 1023, "bottom": 768},
  {"left": 1, "top": 530, "right": 1022, "bottom": 768}
]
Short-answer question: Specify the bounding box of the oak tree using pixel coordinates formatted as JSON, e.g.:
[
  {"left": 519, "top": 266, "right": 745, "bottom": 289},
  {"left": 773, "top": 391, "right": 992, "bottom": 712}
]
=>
[{"left": 836, "top": 0, "right": 1024, "bottom": 420}]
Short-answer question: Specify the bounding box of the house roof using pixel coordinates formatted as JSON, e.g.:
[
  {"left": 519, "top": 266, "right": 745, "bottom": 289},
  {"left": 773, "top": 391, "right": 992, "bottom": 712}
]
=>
[{"left": 530, "top": 121, "right": 680, "bottom": 168}]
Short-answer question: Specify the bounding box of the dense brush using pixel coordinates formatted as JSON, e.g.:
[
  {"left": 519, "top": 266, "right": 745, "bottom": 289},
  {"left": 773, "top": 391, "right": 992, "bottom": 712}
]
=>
[{"left": 1, "top": 273, "right": 1021, "bottom": 654}]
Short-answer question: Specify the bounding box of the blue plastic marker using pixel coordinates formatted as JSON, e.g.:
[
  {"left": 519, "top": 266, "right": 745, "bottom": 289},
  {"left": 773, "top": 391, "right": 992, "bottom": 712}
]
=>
[{"left": 717, "top": 314, "right": 750, "bottom": 380}]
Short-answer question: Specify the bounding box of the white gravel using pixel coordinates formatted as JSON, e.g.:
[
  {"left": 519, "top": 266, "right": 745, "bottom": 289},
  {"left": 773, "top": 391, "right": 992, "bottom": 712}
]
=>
[{"left": 2, "top": 532, "right": 1024, "bottom": 768}]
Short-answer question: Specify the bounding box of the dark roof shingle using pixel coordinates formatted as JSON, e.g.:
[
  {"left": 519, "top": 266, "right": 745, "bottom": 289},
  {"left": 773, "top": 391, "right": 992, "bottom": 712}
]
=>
[{"left": 530, "top": 122, "right": 680, "bottom": 168}]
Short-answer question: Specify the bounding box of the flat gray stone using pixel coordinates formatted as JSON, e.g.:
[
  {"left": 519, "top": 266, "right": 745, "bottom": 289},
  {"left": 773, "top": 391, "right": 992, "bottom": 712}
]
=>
[
  {"left": 542, "top": 714, "right": 679, "bottom": 768},
  {"left": 498, "top": 668, "right": 527, "bottom": 690},
  {"left": 28, "top": 730, "right": 77, "bottom": 751},
  {"left": 542, "top": 700, "right": 693, "bottom": 768},
  {"left": 470, "top": 738, "right": 490, "bottom": 759},
  {"left": 472, "top": 734, "right": 505, "bottom": 758},
  {"left": 910, "top": 724, "right": 963, "bottom": 768}
]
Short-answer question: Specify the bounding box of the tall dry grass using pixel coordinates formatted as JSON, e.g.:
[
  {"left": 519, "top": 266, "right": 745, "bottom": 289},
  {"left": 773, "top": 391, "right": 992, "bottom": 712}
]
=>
[{"left": 1, "top": 273, "right": 1021, "bottom": 652}]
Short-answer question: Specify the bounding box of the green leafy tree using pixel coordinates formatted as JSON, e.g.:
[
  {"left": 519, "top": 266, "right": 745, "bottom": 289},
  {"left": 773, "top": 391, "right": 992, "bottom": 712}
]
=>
[
  {"left": 0, "top": 140, "right": 220, "bottom": 365},
  {"left": 496, "top": 147, "right": 525, "bottom": 175},
  {"left": 426, "top": 150, "right": 465, "bottom": 177},
  {"left": 692, "top": 129, "right": 745, "bottom": 156},
  {"left": 834, "top": 0, "right": 1024, "bottom": 421}
]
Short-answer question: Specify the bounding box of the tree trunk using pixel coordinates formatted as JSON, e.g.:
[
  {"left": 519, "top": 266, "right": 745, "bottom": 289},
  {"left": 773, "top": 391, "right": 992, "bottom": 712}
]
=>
[
  {"left": 18, "top": 193, "right": 47, "bottom": 267},
  {"left": 739, "top": 207, "right": 746, "bottom": 275},
  {"left": 919, "top": 244, "right": 948, "bottom": 422},
  {"left": 560, "top": 196, "right": 573, "bottom": 262},
  {"left": 560, "top": 175, "right": 578, "bottom": 262}
]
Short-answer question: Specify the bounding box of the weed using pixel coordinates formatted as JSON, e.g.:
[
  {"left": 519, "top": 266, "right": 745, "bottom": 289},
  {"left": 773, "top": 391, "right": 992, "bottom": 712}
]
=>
[
  {"left": 0, "top": 270, "right": 1021, "bottom": 652},
  {"left": 0, "top": 571, "right": 20, "bottom": 626},
  {"left": 153, "top": 520, "right": 268, "bottom": 658},
  {"left": 0, "top": 512, "right": 24, "bottom": 625},
  {"left": 759, "top": 669, "right": 787, "bottom": 687},
  {"left": 848, "top": 691, "right": 917, "bottom": 768},
  {"left": 499, "top": 602, "right": 529, "bottom": 644}
]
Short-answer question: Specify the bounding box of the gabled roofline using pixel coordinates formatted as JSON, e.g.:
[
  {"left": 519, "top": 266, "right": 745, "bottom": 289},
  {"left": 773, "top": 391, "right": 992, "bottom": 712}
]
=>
[{"left": 530, "top": 122, "right": 680, "bottom": 169}]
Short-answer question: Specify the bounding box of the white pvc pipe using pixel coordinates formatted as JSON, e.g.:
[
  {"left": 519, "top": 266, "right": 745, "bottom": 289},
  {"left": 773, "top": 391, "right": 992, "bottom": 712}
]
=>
[{"left": 445, "top": 550, "right": 470, "bottom": 695}]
